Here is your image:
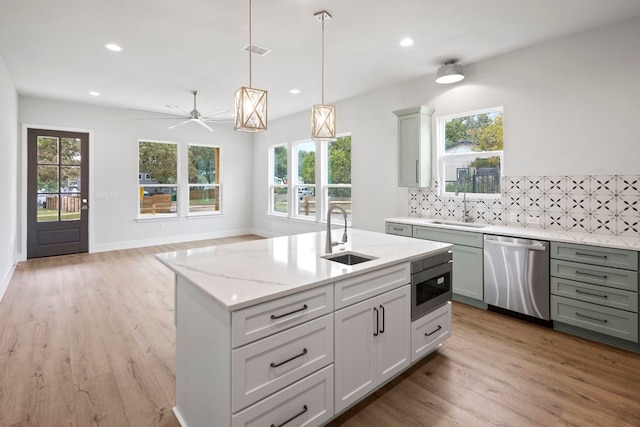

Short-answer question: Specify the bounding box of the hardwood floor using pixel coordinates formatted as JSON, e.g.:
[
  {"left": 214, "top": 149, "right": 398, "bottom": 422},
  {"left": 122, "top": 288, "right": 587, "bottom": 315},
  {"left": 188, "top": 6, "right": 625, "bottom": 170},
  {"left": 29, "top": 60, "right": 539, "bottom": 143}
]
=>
[{"left": 1, "top": 236, "right": 639, "bottom": 426}]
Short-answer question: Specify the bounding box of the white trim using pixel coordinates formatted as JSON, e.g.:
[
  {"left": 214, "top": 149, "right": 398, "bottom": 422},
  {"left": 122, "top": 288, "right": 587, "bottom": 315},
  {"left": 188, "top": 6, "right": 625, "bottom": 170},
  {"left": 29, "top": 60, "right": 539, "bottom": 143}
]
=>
[{"left": 0, "top": 263, "right": 17, "bottom": 302}]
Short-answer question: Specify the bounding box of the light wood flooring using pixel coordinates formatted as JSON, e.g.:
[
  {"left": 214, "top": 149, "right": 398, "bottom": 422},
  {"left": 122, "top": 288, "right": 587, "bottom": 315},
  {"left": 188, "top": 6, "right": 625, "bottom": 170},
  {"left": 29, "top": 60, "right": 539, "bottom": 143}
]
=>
[{"left": 1, "top": 236, "right": 639, "bottom": 426}]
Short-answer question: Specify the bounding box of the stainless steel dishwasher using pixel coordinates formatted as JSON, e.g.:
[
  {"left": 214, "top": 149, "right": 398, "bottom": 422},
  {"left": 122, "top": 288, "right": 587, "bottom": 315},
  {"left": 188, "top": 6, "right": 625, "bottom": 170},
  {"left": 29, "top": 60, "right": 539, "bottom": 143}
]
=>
[{"left": 483, "top": 235, "right": 550, "bottom": 321}]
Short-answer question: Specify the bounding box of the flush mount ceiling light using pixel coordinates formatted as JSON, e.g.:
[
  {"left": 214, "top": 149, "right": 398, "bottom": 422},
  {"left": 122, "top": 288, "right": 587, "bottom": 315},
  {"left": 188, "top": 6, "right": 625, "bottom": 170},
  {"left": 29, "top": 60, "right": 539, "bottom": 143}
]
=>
[
  {"left": 89, "top": 91, "right": 100, "bottom": 96},
  {"left": 234, "top": 0, "right": 268, "bottom": 132},
  {"left": 399, "top": 37, "right": 414, "bottom": 47},
  {"left": 311, "top": 10, "right": 335, "bottom": 141},
  {"left": 435, "top": 59, "right": 465, "bottom": 84},
  {"left": 104, "top": 43, "right": 123, "bottom": 52}
]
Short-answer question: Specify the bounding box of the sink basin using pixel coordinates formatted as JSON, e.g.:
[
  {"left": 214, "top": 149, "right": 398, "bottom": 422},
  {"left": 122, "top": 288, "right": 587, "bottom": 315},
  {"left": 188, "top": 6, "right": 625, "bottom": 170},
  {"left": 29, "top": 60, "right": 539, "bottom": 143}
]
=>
[
  {"left": 424, "top": 220, "right": 488, "bottom": 229},
  {"left": 322, "top": 252, "right": 377, "bottom": 265}
]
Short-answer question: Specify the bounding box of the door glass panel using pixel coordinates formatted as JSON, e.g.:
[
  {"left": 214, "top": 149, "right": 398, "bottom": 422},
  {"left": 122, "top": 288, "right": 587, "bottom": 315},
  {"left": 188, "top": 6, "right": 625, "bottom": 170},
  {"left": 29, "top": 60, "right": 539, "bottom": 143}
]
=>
[
  {"left": 60, "top": 194, "right": 81, "bottom": 221},
  {"left": 37, "top": 137, "right": 58, "bottom": 164},
  {"left": 60, "top": 138, "right": 81, "bottom": 165},
  {"left": 61, "top": 166, "right": 81, "bottom": 192},
  {"left": 38, "top": 194, "right": 59, "bottom": 222},
  {"left": 38, "top": 165, "right": 59, "bottom": 193}
]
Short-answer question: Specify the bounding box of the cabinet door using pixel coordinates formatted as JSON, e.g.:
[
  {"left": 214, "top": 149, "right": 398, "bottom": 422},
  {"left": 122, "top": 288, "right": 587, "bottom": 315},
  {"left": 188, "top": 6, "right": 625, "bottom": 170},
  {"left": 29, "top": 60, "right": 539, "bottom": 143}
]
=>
[
  {"left": 376, "top": 285, "right": 411, "bottom": 383},
  {"left": 398, "top": 113, "right": 421, "bottom": 187},
  {"left": 334, "top": 298, "right": 376, "bottom": 414},
  {"left": 452, "top": 245, "right": 483, "bottom": 300}
]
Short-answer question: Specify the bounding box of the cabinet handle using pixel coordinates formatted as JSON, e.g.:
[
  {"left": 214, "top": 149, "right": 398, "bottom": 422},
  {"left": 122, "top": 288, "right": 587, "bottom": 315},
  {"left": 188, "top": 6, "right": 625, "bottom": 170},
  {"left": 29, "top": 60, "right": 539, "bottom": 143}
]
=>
[
  {"left": 270, "top": 304, "right": 308, "bottom": 320},
  {"left": 575, "top": 289, "right": 608, "bottom": 299},
  {"left": 425, "top": 325, "right": 442, "bottom": 336},
  {"left": 271, "top": 405, "right": 308, "bottom": 427},
  {"left": 575, "top": 270, "right": 608, "bottom": 280},
  {"left": 415, "top": 160, "right": 419, "bottom": 183},
  {"left": 379, "top": 305, "right": 385, "bottom": 334},
  {"left": 270, "top": 348, "right": 308, "bottom": 368},
  {"left": 373, "top": 307, "right": 379, "bottom": 336},
  {"left": 575, "top": 312, "right": 608, "bottom": 323},
  {"left": 392, "top": 227, "right": 404, "bottom": 231},
  {"left": 575, "top": 251, "right": 608, "bottom": 259}
]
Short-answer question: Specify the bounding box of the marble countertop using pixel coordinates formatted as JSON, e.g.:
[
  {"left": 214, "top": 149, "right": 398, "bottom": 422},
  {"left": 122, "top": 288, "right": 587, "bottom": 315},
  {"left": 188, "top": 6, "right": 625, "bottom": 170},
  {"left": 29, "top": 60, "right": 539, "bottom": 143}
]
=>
[
  {"left": 386, "top": 217, "right": 640, "bottom": 251},
  {"left": 156, "top": 229, "right": 452, "bottom": 311}
]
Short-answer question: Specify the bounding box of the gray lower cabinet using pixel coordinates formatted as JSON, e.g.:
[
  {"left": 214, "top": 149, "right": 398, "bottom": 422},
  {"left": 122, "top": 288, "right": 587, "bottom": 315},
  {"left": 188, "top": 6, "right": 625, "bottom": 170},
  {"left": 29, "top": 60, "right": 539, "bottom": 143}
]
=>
[
  {"left": 550, "top": 242, "right": 639, "bottom": 344},
  {"left": 412, "top": 225, "right": 483, "bottom": 303},
  {"left": 385, "top": 222, "right": 412, "bottom": 237}
]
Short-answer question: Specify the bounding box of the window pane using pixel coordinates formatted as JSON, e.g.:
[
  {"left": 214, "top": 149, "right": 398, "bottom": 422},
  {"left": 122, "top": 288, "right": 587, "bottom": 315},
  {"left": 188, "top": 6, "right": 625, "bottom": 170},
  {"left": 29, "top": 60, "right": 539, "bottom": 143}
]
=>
[
  {"left": 189, "top": 186, "right": 219, "bottom": 213},
  {"left": 60, "top": 138, "right": 81, "bottom": 165},
  {"left": 296, "top": 186, "right": 316, "bottom": 217},
  {"left": 328, "top": 136, "right": 351, "bottom": 184},
  {"left": 188, "top": 146, "right": 218, "bottom": 184},
  {"left": 38, "top": 194, "right": 59, "bottom": 222},
  {"left": 444, "top": 112, "right": 503, "bottom": 154},
  {"left": 60, "top": 194, "right": 81, "bottom": 221},
  {"left": 296, "top": 141, "right": 315, "bottom": 185},
  {"left": 37, "top": 137, "right": 58, "bottom": 164},
  {"left": 140, "top": 187, "right": 177, "bottom": 214},
  {"left": 139, "top": 141, "right": 177, "bottom": 185},
  {"left": 273, "top": 146, "right": 288, "bottom": 184},
  {"left": 443, "top": 155, "right": 501, "bottom": 194},
  {"left": 38, "top": 165, "right": 58, "bottom": 193},
  {"left": 61, "top": 166, "right": 81, "bottom": 192},
  {"left": 328, "top": 187, "right": 351, "bottom": 222},
  {"left": 272, "top": 186, "right": 288, "bottom": 214}
]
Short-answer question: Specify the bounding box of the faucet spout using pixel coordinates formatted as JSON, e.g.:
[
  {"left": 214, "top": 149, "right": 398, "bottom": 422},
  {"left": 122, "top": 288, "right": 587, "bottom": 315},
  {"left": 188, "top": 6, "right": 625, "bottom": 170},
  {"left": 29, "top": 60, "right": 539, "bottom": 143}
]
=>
[{"left": 326, "top": 205, "right": 348, "bottom": 254}]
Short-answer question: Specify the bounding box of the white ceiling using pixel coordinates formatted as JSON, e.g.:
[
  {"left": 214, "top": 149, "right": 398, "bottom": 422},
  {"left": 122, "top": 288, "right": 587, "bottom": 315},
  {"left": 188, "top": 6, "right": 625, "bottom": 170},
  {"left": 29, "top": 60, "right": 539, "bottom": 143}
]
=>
[{"left": 2, "top": 0, "right": 640, "bottom": 122}]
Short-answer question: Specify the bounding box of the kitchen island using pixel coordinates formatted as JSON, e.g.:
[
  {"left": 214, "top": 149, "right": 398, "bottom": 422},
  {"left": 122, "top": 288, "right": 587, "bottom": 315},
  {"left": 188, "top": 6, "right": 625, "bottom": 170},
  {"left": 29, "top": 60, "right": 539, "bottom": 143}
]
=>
[{"left": 156, "top": 229, "right": 452, "bottom": 427}]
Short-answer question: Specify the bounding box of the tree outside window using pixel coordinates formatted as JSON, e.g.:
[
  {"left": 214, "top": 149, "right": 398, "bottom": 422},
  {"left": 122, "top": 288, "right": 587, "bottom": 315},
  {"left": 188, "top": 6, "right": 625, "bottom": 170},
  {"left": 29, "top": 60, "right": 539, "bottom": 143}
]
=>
[
  {"left": 188, "top": 145, "right": 220, "bottom": 214},
  {"left": 138, "top": 141, "right": 178, "bottom": 216},
  {"left": 270, "top": 144, "right": 288, "bottom": 215}
]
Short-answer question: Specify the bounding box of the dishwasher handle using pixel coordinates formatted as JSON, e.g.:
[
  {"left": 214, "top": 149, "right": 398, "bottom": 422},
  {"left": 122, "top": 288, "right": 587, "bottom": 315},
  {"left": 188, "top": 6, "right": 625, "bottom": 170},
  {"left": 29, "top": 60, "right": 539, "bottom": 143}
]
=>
[{"left": 484, "top": 236, "right": 548, "bottom": 251}]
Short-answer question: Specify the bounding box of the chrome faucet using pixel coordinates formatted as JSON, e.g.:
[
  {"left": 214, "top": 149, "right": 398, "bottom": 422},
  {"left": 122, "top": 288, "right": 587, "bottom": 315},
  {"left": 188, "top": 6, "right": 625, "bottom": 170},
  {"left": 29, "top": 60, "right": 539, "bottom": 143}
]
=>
[
  {"left": 455, "top": 180, "right": 472, "bottom": 223},
  {"left": 326, "top": 205, "right": 348, "bottom": 254}
]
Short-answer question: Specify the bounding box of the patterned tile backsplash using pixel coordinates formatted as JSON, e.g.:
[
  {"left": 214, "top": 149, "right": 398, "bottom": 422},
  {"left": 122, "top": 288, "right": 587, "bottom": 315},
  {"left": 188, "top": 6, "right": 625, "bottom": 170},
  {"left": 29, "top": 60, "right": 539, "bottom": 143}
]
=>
[{"left": 408, "top": 175, "right": 640, "bottom": 237}]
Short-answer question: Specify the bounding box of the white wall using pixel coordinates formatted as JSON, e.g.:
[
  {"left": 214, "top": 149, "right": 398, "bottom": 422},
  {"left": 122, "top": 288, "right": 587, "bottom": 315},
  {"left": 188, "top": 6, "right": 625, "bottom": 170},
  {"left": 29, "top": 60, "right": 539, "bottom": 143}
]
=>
[
  {"left": 18, "top": 97, "right": 254, "bottom": 255},
  {"left": 0, "top": 52, "right": 18, "bottom": 298},
  {"left": 253, "top": 16, "right": 640, "bottom": 236}
]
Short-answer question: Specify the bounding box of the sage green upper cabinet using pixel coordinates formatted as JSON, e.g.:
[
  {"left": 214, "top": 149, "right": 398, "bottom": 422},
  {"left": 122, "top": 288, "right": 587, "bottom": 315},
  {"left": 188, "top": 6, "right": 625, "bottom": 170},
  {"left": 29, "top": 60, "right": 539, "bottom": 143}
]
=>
[{"left": 393, "top": 106, "right": 435, "bottom": 187}]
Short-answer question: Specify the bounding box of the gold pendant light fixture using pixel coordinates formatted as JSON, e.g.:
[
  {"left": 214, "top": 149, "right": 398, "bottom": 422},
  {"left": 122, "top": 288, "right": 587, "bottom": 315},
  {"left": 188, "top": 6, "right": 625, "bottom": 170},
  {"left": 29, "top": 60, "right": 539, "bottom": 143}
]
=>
[
  {"left": 311, "top": 10, "right": 335, "bottom": 141},
  {"left": 235, "top": 0, "right": 268, "bottom": 132}
]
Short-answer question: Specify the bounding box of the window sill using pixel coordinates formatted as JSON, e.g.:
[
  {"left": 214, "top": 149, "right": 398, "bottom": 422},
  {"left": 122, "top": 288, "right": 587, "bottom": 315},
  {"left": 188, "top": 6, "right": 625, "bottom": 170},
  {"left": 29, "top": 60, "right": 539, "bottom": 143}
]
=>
[
  {"left": 187, "top": 212, "right": 223, "bottom": 219},
  {"left": 136, "top": 214, "right": 181, "bottom": 222}
]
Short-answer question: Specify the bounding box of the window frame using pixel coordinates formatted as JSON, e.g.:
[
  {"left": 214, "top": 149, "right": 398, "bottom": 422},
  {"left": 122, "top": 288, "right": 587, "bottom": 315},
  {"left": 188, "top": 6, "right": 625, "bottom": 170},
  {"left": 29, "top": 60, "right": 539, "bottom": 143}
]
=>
[
  {"left": 137, "top": 139, "right": 179, "bottom": 219},
  {"left": 437, "top": 107, "right": 504, "bottom": 200},
  {"left": 186, "top": 143, "right": 222, "bottom": 217}
]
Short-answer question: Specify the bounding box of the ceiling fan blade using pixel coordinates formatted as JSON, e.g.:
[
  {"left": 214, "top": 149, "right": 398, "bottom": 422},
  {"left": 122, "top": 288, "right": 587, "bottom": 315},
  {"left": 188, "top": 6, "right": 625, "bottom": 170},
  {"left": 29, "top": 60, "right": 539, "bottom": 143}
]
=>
[
  {"left": 168, "top": 119, "right": 191, "bottom": 130},
  {"left": 133, "top": 117, "right": 189, "bottom": 120},
  {"left": 196, "top": 120, "right": 214, "bottom": 132},
  {"left": 201, "top": 109, "right": 229, "bottom": 118},
  {"left": 167, "top": 104, "right": 191, "bottom": 116}
]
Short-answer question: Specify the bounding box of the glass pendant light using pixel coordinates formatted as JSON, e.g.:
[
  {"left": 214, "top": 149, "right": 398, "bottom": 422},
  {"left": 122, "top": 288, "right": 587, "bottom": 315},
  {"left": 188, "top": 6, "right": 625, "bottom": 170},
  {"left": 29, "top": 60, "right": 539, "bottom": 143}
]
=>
[
  {"left": 235, "top": 0, "right": 268, "bottom": 132},
  {"left": 311, "top": 10, "right": 335, "bottom": 141}
]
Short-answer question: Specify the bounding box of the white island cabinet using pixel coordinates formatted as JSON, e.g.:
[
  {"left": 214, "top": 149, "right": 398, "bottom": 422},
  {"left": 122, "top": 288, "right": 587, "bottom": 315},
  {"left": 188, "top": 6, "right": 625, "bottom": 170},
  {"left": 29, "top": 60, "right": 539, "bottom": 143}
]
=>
[{"left": 156, "top": 229, "right": 452, "bottom": 427}]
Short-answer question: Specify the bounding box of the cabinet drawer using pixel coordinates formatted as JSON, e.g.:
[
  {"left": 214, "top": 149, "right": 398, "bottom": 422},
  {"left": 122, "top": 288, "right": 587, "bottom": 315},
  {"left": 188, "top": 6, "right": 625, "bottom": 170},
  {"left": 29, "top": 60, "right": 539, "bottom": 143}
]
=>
[
  {"left": 232, "top": 315, "right": 334, "bottom": 412},
  {"left": 232, "top": 285, "right": 334, "bottom": 348},
  {"left": 550, "top": 242, "right": 638, "bottom": 270},
  {"left": 550, "top": 260, "right": 638, "bottom": 292},
  {"left": 413, "top": 225, "right": 483, "bottom": 248},
  {"left": 551, "top": 277, "right": 638, "bottom": 312},
  {"left": 386, "top": 222, "right": 413, "bottom": 237},
  {"left": 232, "top": 365, "right": 334, "bottom": 427},
  {"left": 411, "top": 302, "right": 452, "bottom": 363},
  {"left": 551, "top": 295, "right": 638, "bottom": 342},
  {"left": 334, "top": 263, "right": 410, "bottom": 309}
]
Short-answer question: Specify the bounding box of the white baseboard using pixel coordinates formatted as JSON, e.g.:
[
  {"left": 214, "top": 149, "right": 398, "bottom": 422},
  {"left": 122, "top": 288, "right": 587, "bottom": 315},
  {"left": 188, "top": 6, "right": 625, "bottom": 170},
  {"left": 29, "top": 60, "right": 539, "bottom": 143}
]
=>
[
  {"left": 90, "top": 228, "right": 257, "bottom": 253},
  {"left": 250, "top": 228, "right": 280, "bottom": 238},
  {"left": 0, "top": 263, "right": 17, "bottom": 302}
]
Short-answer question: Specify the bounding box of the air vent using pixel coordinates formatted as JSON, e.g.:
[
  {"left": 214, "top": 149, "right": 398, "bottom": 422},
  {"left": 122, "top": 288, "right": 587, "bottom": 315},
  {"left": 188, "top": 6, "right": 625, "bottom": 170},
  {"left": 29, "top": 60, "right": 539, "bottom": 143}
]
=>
[{"left": 242, "top": 44, "right": 271, "bottom": 56}]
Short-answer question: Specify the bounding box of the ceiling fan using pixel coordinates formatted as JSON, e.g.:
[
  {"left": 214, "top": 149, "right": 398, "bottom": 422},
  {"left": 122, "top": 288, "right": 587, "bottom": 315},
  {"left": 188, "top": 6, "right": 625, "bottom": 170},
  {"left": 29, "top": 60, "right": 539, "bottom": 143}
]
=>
[{"left": 135, "top": 90, "right": 231, "bottom": 132}]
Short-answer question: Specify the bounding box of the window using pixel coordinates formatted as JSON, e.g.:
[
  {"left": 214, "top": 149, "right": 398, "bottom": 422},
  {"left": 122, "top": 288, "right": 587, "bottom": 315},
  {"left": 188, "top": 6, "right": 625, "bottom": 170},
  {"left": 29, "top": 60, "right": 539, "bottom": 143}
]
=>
[
  {"left": 268, "top": 134, "right": 351, "bottom": 223},
  {"left": 138, "top": 141, "right": 178, "bottom": 216},
  {"left": 438, "top": 107, "right": 503, "bottom": 197},
  {"left": 188, "top": 145, "right": 220, "bottom": 214},
  {"left": 269, "top": 144, "right": 288, "bottom": 215}
]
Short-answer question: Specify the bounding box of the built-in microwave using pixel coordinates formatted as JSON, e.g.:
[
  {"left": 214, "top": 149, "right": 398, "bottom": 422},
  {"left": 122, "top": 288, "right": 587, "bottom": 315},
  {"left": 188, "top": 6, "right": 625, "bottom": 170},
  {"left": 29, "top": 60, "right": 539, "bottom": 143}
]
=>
[{"left": 411, "top": 251, "right": 453, "bottom": 321}]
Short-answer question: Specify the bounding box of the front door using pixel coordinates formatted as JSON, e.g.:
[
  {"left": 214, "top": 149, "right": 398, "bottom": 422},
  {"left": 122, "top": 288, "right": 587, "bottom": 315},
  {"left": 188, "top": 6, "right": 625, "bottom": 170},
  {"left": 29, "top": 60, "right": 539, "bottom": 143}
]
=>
[{"left": 27, "top": 128, "right": 89, "bottom": 258}]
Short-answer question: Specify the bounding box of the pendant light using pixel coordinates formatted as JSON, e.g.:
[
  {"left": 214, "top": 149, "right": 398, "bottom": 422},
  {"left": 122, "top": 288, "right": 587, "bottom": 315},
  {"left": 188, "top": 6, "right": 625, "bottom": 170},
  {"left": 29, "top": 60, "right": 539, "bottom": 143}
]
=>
[
  {"left": 235, "top": 0, "right": 268, "bottom": 132},
  {"left": 311, "top": 10, "right": 335, "bottom": 141}
]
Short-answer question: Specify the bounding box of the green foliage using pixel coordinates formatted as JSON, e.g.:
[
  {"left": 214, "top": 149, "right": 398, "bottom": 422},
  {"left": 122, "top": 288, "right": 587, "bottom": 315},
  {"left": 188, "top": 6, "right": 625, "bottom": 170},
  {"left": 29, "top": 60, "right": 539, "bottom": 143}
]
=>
[
  {"left": 328, "top": 136, "right": 351, "bottom": 184},
  {"left": 273, "top": 146, "right": 288, "bottom": 182},
  {"left": 139, "top": 142, "right": 177, "bottom": 184},
  {"left": 299, "top": 150, "right": 316, "bottom": 184},
  {"left": 445, "top": 112, "right": 503, "bottom": 151},
  {"left": 188, "top": 146, "right": 217, "bottom": 184}
]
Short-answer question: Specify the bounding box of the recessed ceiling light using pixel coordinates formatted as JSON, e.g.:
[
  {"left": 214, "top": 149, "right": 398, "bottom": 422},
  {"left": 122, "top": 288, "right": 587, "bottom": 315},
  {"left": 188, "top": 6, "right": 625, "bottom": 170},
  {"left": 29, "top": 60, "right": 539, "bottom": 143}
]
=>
[
  {"left": 399, "top": 38, "right": 414, "bottom": 47},
  {"left": 289, "top": 89, "right": 300, "bottom": 94},
  {"left": 104, "top": 43, "right": 123, "bottom": 52},
  {"left": 89, "top": 91, "right": 100, "bottom": 96}
]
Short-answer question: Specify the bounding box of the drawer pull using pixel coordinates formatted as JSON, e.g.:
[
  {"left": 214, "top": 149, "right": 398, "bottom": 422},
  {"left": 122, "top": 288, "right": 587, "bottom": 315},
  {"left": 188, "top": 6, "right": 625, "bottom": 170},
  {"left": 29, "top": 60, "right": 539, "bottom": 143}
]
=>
[
  {"left": 271, "top": 404, "right": 308, "bottom": 427},
  {"left": 392, "top": 227, "right": 404, "bottom": 231},
  {"left": 575, "top": 289, "right": 608, "bottom": 299},
  {"left": 270, "top": 304, "right": 308, "bottom": 320},
  {"left": 425, "top": 325, "right": 442, "bottom": 336},
  {"left": 575, "top": 312, "right": 608, "bottom": 323},
  {"left": 379, "top": 305, "right": 385, "bottom": 334},
  {"left": 575, "top": 251, "right": 608, "bottom": 259},
  {"left": 270, "top": 348, "right": 308, "bottom": 368},
  {"left": 575, "top": 270, "right": 608, "bottom": 280}
]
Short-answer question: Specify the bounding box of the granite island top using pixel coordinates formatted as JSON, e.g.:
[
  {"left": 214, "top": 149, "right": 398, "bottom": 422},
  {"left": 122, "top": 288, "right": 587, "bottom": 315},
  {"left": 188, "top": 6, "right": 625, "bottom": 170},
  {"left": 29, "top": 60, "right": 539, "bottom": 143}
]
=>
[
  {"left": 386, "top": 217, "right": 640, "bottom": 251},
  {"left": 155, "top": 229, "right": 452, "bottom": 311}
]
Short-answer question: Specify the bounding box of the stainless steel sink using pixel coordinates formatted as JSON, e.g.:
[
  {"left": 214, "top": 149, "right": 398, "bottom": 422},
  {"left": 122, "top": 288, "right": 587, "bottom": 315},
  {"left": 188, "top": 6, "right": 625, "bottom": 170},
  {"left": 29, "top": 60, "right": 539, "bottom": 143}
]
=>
[
  {"left": 322, "top": 252, "right": 376, "bottom": 265},
  {"left": 424, "top": 220, "right": 488, "bottom": 229}
]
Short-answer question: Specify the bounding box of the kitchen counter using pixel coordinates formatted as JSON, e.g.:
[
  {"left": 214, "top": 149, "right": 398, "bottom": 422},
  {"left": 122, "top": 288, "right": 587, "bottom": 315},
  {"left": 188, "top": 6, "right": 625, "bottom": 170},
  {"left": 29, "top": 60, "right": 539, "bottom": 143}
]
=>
[
  {"left": 155, "top": 228, "right": 451, "bottom": 311},
  {"left": 386, "top": 217, "right": 640, "bottom": 251}
]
